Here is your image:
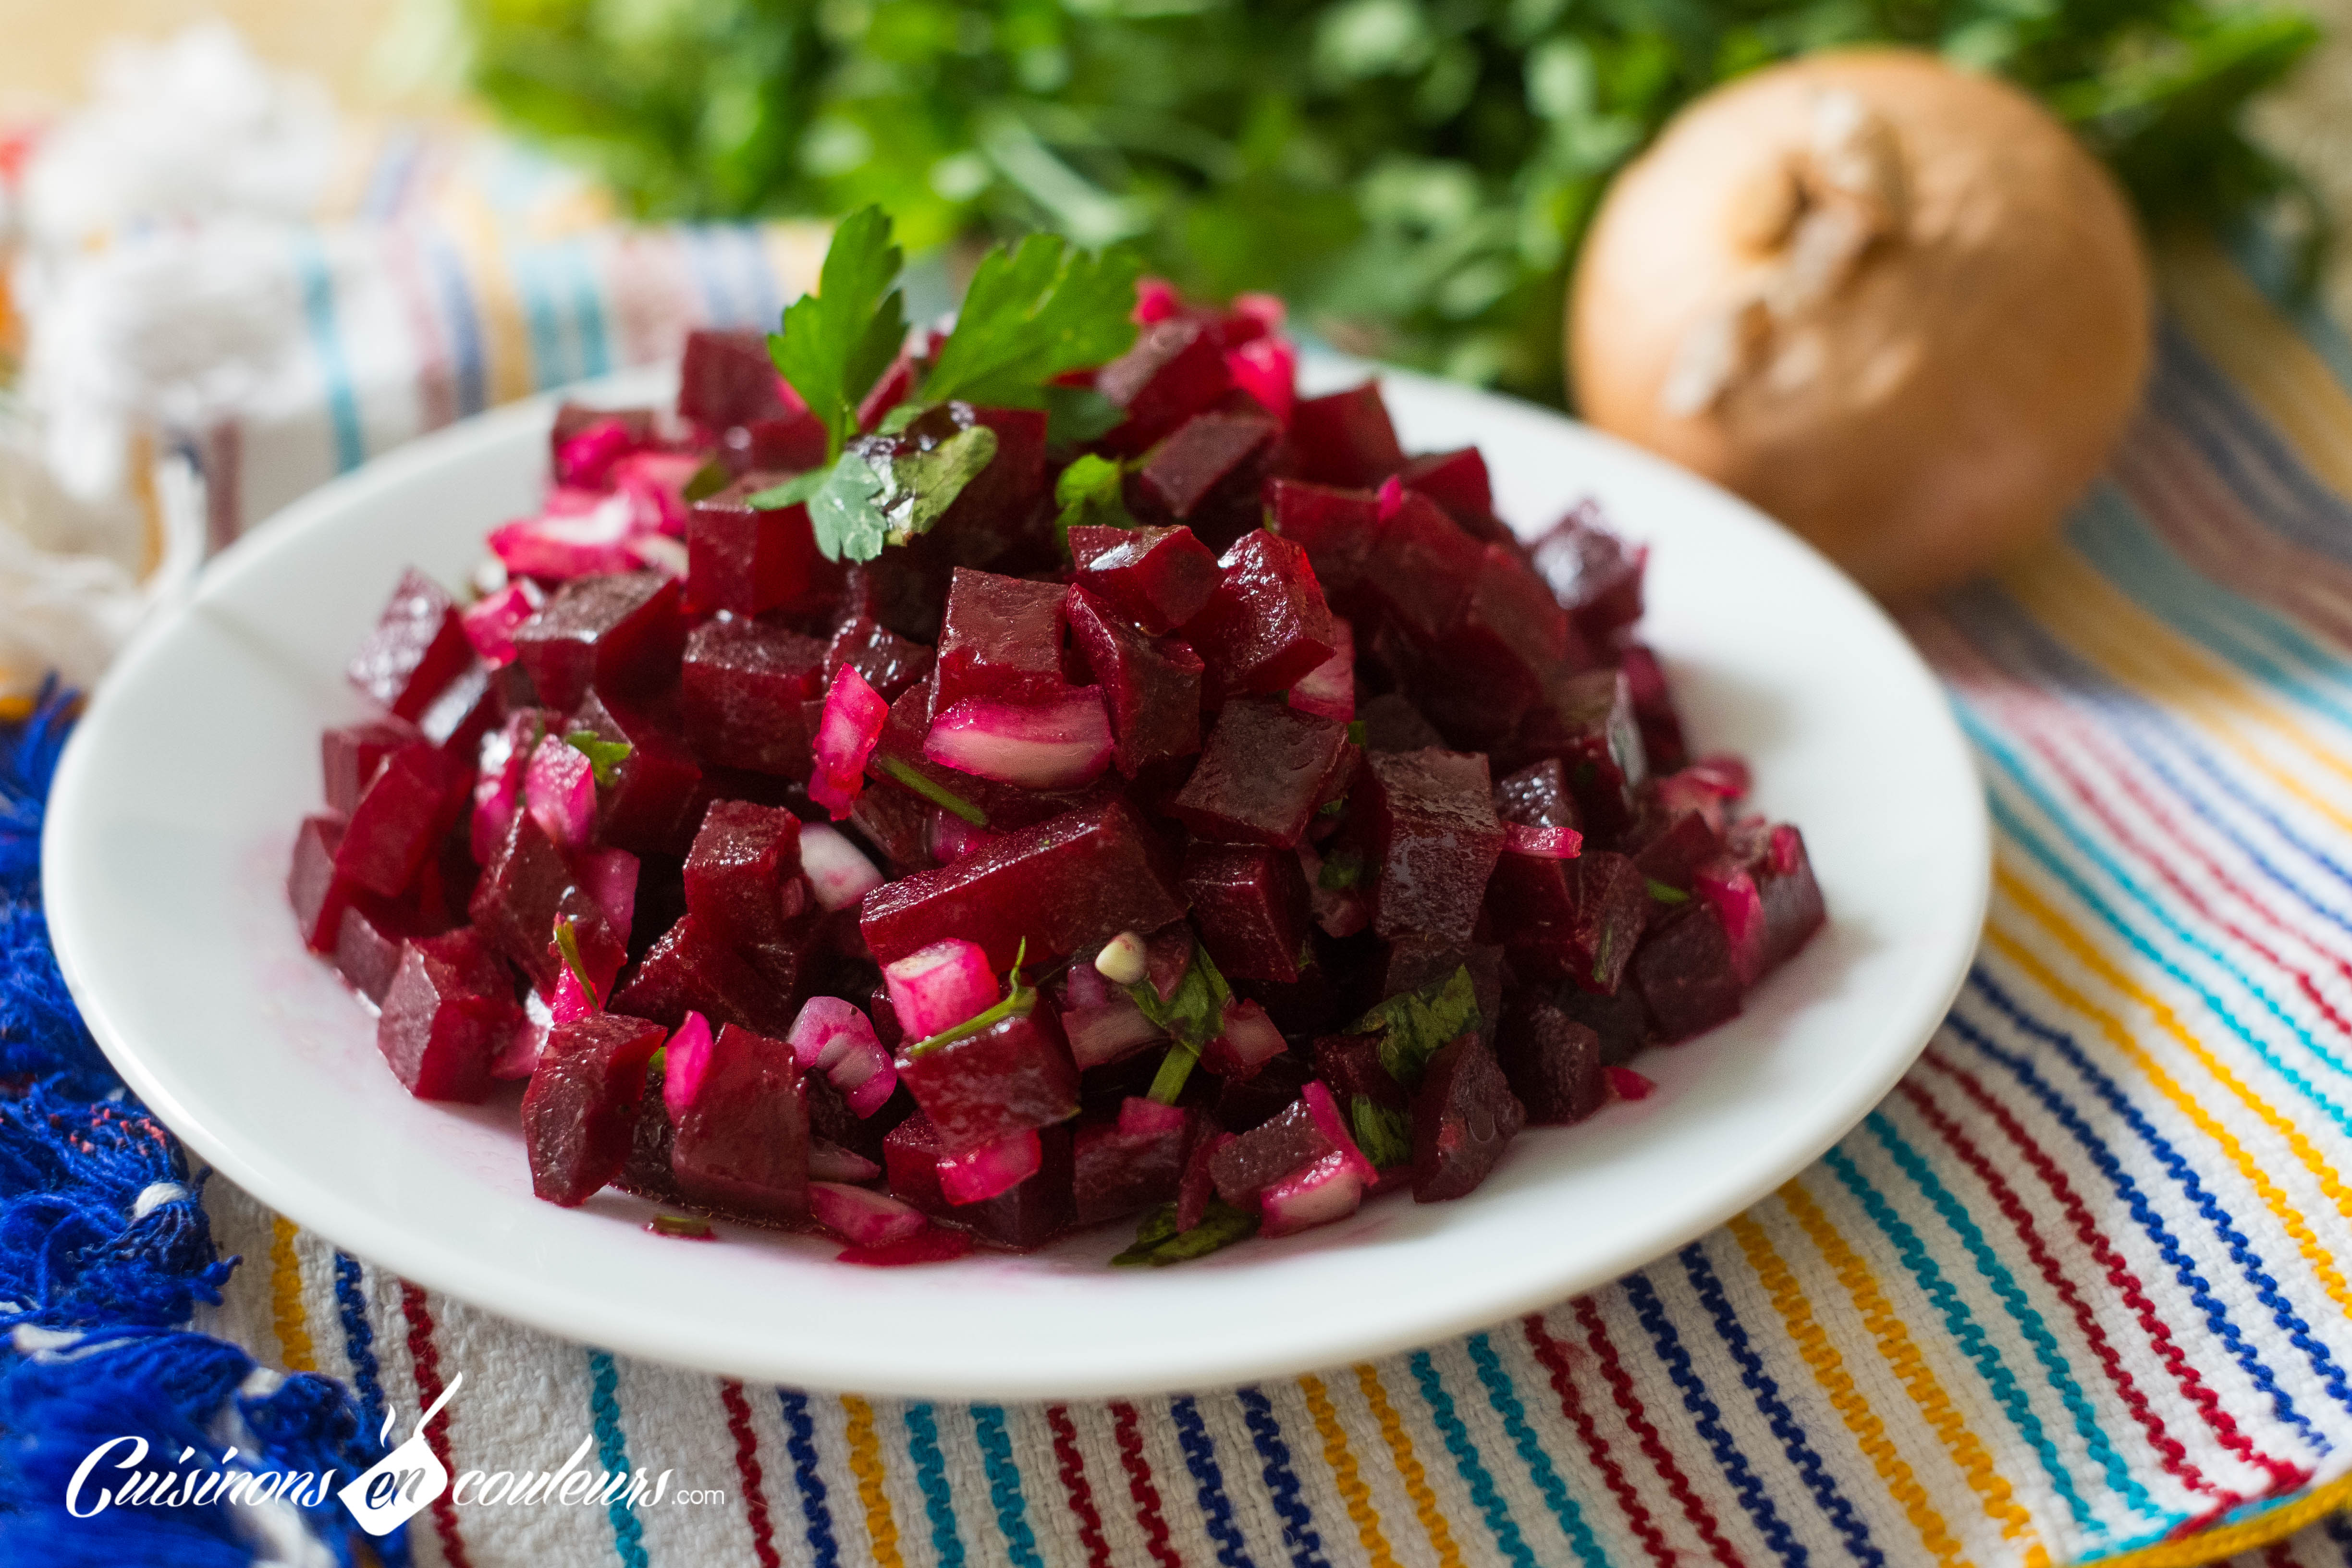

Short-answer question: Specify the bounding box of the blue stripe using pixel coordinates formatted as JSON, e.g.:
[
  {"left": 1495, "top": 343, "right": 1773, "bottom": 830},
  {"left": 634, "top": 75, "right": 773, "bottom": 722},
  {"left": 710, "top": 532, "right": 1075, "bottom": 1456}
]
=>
[
  {"left": 679, "top": 226, "right": 740, "bottom": 326},
  {"left": 1955, "top": 975, "right": 2338, "bottom": 1440},
  {"left": 775, "top": 1389, "right": 840, "bottom": 1568},
  {"left": 561, "top": 238, "right": 613, "bottom": 379},
  {"left": 512, "top": 244, "right": 570, "bottom": 391},
  {"left": 294, "top": 239, "right": 366, "bottom": 473},
  {"left": 1818, "top": 1145, "right": 2112, "bottom": 1537},
  {"left": 331, "top": 1252, "right": 386, "bottom": 1442},
  {"left": 1169, "top": 1395, "right": 1257, "bottom": 1568},
  {"left": 427, "top": 233, "right": 490, "bottom": 416},
  {"left": 1620, "top": 1272, "right": 1810, "bottom": 1565},
  {"left": 735, "top": 223, "right": 784, "bottom": 325},
  {"left": 1461, "top": 1333, "right": 1611, "bottom": 1568},
  {"left": 585, "top": 1349, "right": 650, "bottom": 1568},
  {"left": 1407, "top": 1349, "right": 1538, "bottom": 1568},
  {"left": 903, "top": 1403, "right": 966, "bottom": 1567},
  {"left": 1858, "top": 1112, "right": 2177, "bottom": 1530},
  {"left": 2150, "top": 326, "right": 2352, "bottom": 569},
  {"left": 1680, "top": 1242, "right": 1885, "bottom": 1568},
  {"left": 1234, "top": 1386, "right": 1331, "bottom": 1568},
  {"left": 969, "top": 1405, "right": 1042, "bottom": 1568}
]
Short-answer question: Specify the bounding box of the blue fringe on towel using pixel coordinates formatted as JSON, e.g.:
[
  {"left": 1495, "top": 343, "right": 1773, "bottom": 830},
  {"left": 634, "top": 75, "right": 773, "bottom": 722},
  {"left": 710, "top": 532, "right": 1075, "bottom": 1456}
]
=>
[{"left": 0, "top": 683, "right": 401, "bottom": 1567}]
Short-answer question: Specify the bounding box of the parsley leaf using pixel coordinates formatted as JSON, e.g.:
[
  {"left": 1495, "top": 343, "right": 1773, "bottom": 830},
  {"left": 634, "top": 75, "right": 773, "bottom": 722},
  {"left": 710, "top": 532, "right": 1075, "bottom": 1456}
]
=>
[
  {"left": 563, "top": 729, "right": 633, "bottom": 785},
  {"left": 1316, "top": 849, "right": 1364, "bottom": 891},
  {"left": 767, "top": 205, "right": 906, "bottom": 461},
  {"left": 746, "top": 468, "right": 830, "bottom": 510},
  {"left": 1129, "top": 938, "right": 1232, "bottom": 1105},
  {"left": 1346, "top": 965, "right": 1480, "bottom": 1089},
  {"left": 1350, "top": 1096, "right": 1413, "bottom": 1169},
  {"left": 1053, "top": 453, "right": 1133, "bottom": 542},
  {"left": 803, "top": 451, "right": 890, "bottom": 563},
  {"left": 920, "top": 234, "right": 1142, "bottom": 408},
  {"left": 872, "top": 424, "right": 998, "bottom": 541},
  {"left": 904, "top": 940, "right": 1032, "bottom": 1058},
  {"left": 1111, "top": 1198, "right": 1259, "bottom": 1267},
  {"left": 875, "top": 756, "right": 989, "bottom": 825},
  {"left": 1646, "top": 878, "right": 1690, "bottom": 905},
  {"left": 552, "top": 919, "right": 600, "bottom": 1008}
]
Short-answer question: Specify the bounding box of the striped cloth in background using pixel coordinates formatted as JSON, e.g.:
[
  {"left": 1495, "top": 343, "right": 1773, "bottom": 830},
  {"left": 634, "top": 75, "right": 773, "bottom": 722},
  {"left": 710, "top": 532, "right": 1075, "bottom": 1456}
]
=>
[{"left": 177, "top": 234, "right": 2352, "bottom": 1567}]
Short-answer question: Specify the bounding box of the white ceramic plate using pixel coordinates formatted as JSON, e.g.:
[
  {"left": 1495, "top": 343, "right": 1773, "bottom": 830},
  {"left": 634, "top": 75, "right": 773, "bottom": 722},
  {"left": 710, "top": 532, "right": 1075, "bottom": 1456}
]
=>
[{"left": 43, "top": 362, "right": 1985, "bottom": 1399}]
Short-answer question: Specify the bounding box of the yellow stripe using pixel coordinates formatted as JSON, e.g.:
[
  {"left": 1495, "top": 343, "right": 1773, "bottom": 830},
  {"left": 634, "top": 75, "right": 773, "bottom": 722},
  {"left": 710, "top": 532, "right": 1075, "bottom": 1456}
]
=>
[
  {"left": 2084, "top": 1466, "right": 2352, "bottom": 1568},
  {"left": 1988, "top": 867, "right": 2352, "bottom": 1308},
  {"left": 839, "top": 1394, "right": 904, "bottom": 1568},
  {"left": 1299, "top": 1374, "right": 1400, "bottom": 1568},
  {"left": 440, "top": 186, "right": 535, "bottom": 406},
  {"left": 1355, "top": 1363, "right": 1464, "bottom": 1568},
  {"left": 1726, "top": 1212, "right": 1976, "bottom": 1568},
  {"left": 0, "top": 695, "right": 31, "bottom": 723},
  {"left": 1779, "top": 1182, "right": 2047, "bottom": 1562},
  {"left": 267, "top": 1215, "right": 316, "bottom": 1373}
]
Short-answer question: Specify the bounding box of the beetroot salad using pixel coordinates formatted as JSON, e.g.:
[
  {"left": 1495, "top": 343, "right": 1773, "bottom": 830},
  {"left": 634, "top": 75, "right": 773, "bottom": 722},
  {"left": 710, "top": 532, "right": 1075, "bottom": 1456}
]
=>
[{"left": 288, "top": 209, "right": 1824, "bottom": 1269}]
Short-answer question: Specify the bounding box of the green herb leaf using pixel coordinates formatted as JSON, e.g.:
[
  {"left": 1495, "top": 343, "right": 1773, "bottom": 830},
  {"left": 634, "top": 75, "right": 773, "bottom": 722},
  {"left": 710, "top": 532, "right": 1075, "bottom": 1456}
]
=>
[
  {"left": 1053, "top": 453, "right": 1134, "bottom": 545},
  {"left": 564, "top": 729, "right": 633, "bottom": 785},
  {"left": 747, "top": 467, "right": 831, "bottom": 511},
  {"left": 681, "top": 457, "right": 732, "bottom": 502},
  {"left": 1130, "top": 939, "right": 1232, "bottom": 1105},
  {"left": 1346, "top": 720, "right": 1368, "bottom": 747},
  {"left": 792, "top": 421, "right": 1001, "bottom": 564},
  {"left": 1042, "top": 384, "right": 1127, "bottom": 446},
  {"left": 1111, "top": 1198, "right": 1259, "bottom": 1267},
  {"left": 1347, "top": 965, "right": 1479, "bottom": 1089},
  {"left": 1146, "top": 1042, "right": 1200, "bottom": 1106},
  {"left": 803, "top": 450, "right": 890, "bottom": 563},
  {"left": 768, "top": 205, "right": 906, "bottom": 462},
  {"left": 1350, "top": 1095, "right": 1414, "bottom": 1169},
  {"left": 1316, "top": 796, "right": 1348, "bottom": 819},
  {"left": 876, "top": 424, "right": 998, "bottom": 542},
  {"left": 1645, "top": 878, "right": 1690, "bottom": 905},
  {"left": 920, "top": 234, "right": 1142, "bottom": 408},
  {"left": 552, "top": 919, "right": 599, "bottom": 1008},
  {"left": 649, "top": 1213, "right": 713, "bottom": 1239},
  {"left": 876, "top": 755, "right": 989, "bottom": 825},
  {"left": 1316, "top": 849, "right": 1365, "bottom": 892},
  {"left": 905, "top": 939, "right": 1031, "bottom": 1057}
]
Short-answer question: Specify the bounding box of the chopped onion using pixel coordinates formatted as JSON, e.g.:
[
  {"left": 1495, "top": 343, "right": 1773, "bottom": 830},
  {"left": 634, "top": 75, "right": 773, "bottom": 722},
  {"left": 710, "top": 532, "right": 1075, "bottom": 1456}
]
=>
[
  {"left": 1502, "top": 823, "right": 1583, "bottom": 859},
  {"left": 799, "top": 823, "right": 883, "bottom": 911},
  {"left": 1226, "top": 335, "right": 1297, "bottom": 426},
  {"left": 1200, "top": 999, "right": 1287, "bottom": 1078},
  {"left": 1299, "top": 1080, "right": 1380, "bottom": 1188},
  {"left": 576, "top": 847, "right": 638, "bottom": 941},
  {"left": 1693, "top": 857, "right": 1766, "bottom": 983},
  {"left": 1063, "top": 995, "right": 1165, "bottom": 1070},
  {"left": 488, "top": 489, "right": 639, "bottom": 581},
  {"left": 1258, "top": 1150, "right": 1366, "bottom": 1238},
  {"left": 524, "top": 736, "right": 596, "bottom": 851},
  {"left": 471, "top": 711, "right": 538, "bottom": 864},
  {"left": 661, "top": 1011, "right": 716, "bottom": 1122},
  {"left": 809, "top": 1139, "right": 883, "bottom": 1183},
  {"left": 922, "top": 690, "right": 1114, "bottom": 790},
  {"left": 937, "top": 1128, "right": 1043, "bottom": 1205},
  {"left": 808, "top": 1181, "right": 928, "bottom": 1248},
  {"left": 883, "top": 939, "right": 1000, "bottom": 1041},
  {"left": 810, "top": 666, "right": 889, "bottom": 820},
  {"left": 460, "top": 581, "right": 542, "bottom": 668},
  {"left": 786, "top": 996, "right": 898, "bottom": 1116}
]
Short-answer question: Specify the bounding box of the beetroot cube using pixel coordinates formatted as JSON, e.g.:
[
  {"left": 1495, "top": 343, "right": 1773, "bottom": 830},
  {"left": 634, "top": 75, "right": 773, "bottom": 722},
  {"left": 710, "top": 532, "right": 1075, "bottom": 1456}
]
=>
[
  {"left": 323, "top": 718, "right": 423, "bottom": 816},
  {"left": 860, "top": 797, "right": 1186, "bottom": 970},
  {"left": 348, "top": 569, "right": 472, "bottom": 722},
  {"left": 1068, "top": 525, "right": 1220, "bottom": 635},
  {"left": 1213, "top": 1053, "right": 1315, "bottom": 1133},
  {"left": 551, "top": 403, "right": 662, "bottom": 473},
  {"left": 571, "top": 693, "right": 707, "bottom": 858},
  {"left": 894, "top": 1007, "right": 1080, "bottom": 1154},
  {"left": 1182, "top": 844, "right": 1312, "bottom": 984},
  {"left": 677, "top": 328, "right": 793, "bottom": 429},
  {"left": 680, "top": 618, "right": 827, "bottom": 777},
  {"left": 1066, "top": 587, "right": 1202, "bottom": 778},
  {"left": 1629, "top": 808, "right": 1725, "bottom": 895},
  {"left": 376, "top": 928, "right": 521, "bottom": 1103},
  {"left": 1447, "top": 545, "right": 1580, "bottom": 736},
  {"left": 1356, "top": 693, "right": 1444, "bottom": 755},
  {"left": 1494, "top": 759, "right": 1580, "bottom": 832},
  {"left": 514, "top": 573, "right": 687, "bottom": 714},
  {"left": 1311, "top": 1035, "right": 1408, "bottom": 1112},
  {"left": 1267, "top": 479, "right": 1381, "bottom": 608},
  {"left": 289, "top": 814, "right": 354, "bottom": 952},
  {"left": 1168, "top": 698, "right": 1347, "bottom": 849},
  {"left": 1208, "top": 1093, "right": 1334, "bottom": 1205},
  {"left": 1364, "top": 491, "right": 1485, "bottom": 647},
  {"left": 414, "top": 659, "right": 504, "bottom": 757},
  {"left": 962, "top": 1121, "right": 1076, "bottom": 1250},
  {"left": 827, "top": 615, "right": 935, "bottom": 702},
  {"left": 683, "top": 799, "right": 808, "bottom": 954},
  {"left": 1494, "top": 849, "right": 1648, "bottom": 992},
  {"left": 686, "top": 475, "right": 829, "bottom": 617},
  {"left": 1073, "top": 1102, "right": 1194, "bottom": 1227},
  {"left": 1356, "top": 748, "right": 1504, "bottom": 945},
  {"left": 933, "top": 569, "right": 1072, "bottom": 712},
  {"left": 1495, "top": 997, "right": 1605, "bottom": 1124},
  {"left": 1398, "top": 448, "right": 1496, "bottom": 535},
  {"left": 524, "top": 1013, "right": 669, "bottom": 1205},
  {"left": 1095, "top": 318, "right": 1234, "bottom": 453},
  {"left": 1634, "top": 903, "right": 1743, "bottom": 1041},
  {"left": 1130, "top": 407, "right": 1280, "bottom": 545},
  {"left": 671, "top": 1024, "right": 808, "bottom": 1220},
  {"left": 468, "top": 809, "right": 571, "bottom": 987},
  {"left": 722, "top": 412, "right": 828, "bottom": 476},
  {"left": 609, "top": 912, "right": 798, "bottom": 1039},
  {"left": 1511, "top": 669, "right": 1646, "bottom": 840},
  {"left": 1185, "top": 530, "right": 1339, "bottom": 698},
  {"left": 334, "top": 896, "right": 427, "bottom": 1004},
  {"left": 1619, "top": 645, "right": 1689, "bottom": 774},
  {"left": 1286, "top": 382, "right": 1405, "bottom": 489},
  {"left": 1555, "top": 986, "right": 1648, "bottom": 1066},
  {"left": 1743, "top": 822, "right": 1826, "bottom": 977},
  {"left": 1410, "top": 1035, "right": 1524, "bottom": 1201},
  {"left": 933, "top": 405, "right": 1050, "bottom": 546},
  {"left": 884, "top": 1114, "right": 952, "bottom": 1217},
  {"left": 1531, "top": 508, "right": 1646, "bottom": 645},
  {"left": 334, "top": 742, "right": 469, "bottom": 898}
]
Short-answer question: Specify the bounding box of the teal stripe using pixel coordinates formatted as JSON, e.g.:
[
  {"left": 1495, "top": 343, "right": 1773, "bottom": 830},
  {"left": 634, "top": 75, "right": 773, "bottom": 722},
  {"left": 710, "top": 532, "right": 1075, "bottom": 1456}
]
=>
[
  {"left": 904, "top": 1403, "right": 966, "bottom": 1567},
  {"left": 969, "top": 1405, "right": 1042, "bottom": 1568},
  {"left": 585, "top": 1350, "right": 650, "bottom": 1568},
  {"left": 512, "top": 243, "right": 571, "bottom": 390},
  {"left": 293, "top": 239, "right": 365, "bottom": 473},
  {"left": 1462, "top": 1333, "right": 1610, "bottom": 1568},
  {"left": 1860, "top": 1111, "right": 2181, "bottom": 1531},
  {"left": 1406, "top": 1349, "right": 1538, "bottom": 1568},
  {"left": 562, "top": 238, "right": 613, "bottom": 378}
]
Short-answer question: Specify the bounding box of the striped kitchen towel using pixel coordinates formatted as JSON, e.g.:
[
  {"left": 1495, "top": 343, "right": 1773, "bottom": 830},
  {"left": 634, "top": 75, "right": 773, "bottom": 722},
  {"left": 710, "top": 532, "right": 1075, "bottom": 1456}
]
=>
[{"left": 162, "top": 233, "right": 2352, "bottom": 1567}]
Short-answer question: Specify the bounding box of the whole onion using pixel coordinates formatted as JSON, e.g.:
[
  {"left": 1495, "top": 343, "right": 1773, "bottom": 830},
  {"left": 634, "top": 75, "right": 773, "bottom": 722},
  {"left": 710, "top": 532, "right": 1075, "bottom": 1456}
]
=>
[{"left": 1568, "top": 49, "right": 2152, "bottom": 601}]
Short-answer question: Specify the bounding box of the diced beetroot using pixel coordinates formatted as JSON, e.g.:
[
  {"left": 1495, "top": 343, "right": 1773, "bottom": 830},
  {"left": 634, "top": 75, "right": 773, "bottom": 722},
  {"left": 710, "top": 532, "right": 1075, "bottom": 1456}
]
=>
[
  {"left": 1066, "top": 587, "right": 1202, "bottom": 778},
  {"left": 609, "top": 912, "right": 797, "bottom": 1040},
  {"left": 1754, "top": 823, "right": 1827, "bottom": 976},
  {"left": 1398, "top": 448, "right": 1496, "bottom": 535},
  {"left": 1409, "top": 1035, "right": 1524, "bottom": 1201},
  {"left": 959, "top": 1121, "right": 1076, "bottom": 1250},
  {"left": 810, "top": 1139, "right": 882, "bottom": 1182},
  {"left": 810, "top": 1179, "right": 930, "bottom": 1248},
  {"left": 461, "top": 582, "right": 544, "bottom": 670},
  {"left": 469, "top": 810, "right": 570, "bottom": 987},
  {"left": 1212, "top": 1051, "right": 1315, "bottom": 1132},
  {"left": 1168, "top": 698, "right": 1347, "bottom": 849},
  {"left": 1208, "top": 1093, "right": 1331, "bottom": 1207},
  {"left": 469, "top": 708, "right": 542, "bottom": 864},
  {"left": 323, "top": 718, "right": 423, "bottom": 816},
  {"left": 1286, "top": 382, "right": 1405, "bottom": 489},
  {"left": 1430, "top": 544, "right": 1581, "bottom": 745},
  {"left": 1185, "top": 531, "right": 1339, "bottom": 698},
  {"left": 894, "top": 1006, "right": 1080, "bottom": 1154},
  {"left": 1311, "top": 1034, "right": 1408, "bottom": 1111},
  {"left": 826, "top": 615, "right": 934, "bottom": 702},
  {"left": 677, "top": 328, "right": 795, "bottom": 429},
  {"left": 1492, "top": 848, "right": 1648, "bottom": 992},
  {"left": 859, "top": 797, "right": 1186, "bottom": 970},
  {"left": 938, "top": 1127, "right": 1043, "bottom": 1205},
  {"left": 722, "top": 411, "right": 828, "bottom": 476},
  {"left": 524, "top": 734, "right": 596, "bottom": 851},
  {"left": 811, "top": 664, "right": 890, "bottom": 819},
  {"left": 1095, "top": 318, "right": 1234, "bottom": 452},
  {"left": 923, "top": 689, "right": 1114, "bottom": 790},
  {"left": 1182, "top": 844, "right": 1312, "bottom": 983},
  {"left": 1356, "top": 693, "right": 1444, "bottom": 755},
  {"left": 348, "top": 568, "right": 472, "bottom": 722},
  {"left": 411, "top": 657, "right": 504, "bottom": 757},
  {"left": 683, "top": 800, "right": 806, "bottom": 945},
  {"left": 1555, "top": 985, "right": 1648, "bottom": 1066},
  {"left": 1359, "top": 491, "right": 1487, "bottom": 658},
  {"left": 1129, "top": 406, "right": 1280, "bottom": 546},
  {"left": 1495, "top": 997, "right": 1605, "bottom": 1125},
  {"left": 800, "top": 823, "right": 885, "bottom": 912},
  {"left": 376, "top": 929, "right": 517, "bottom": 1101},
  {"left": 1226, "top": 333, "right": 1296, "bottom": 424},
  {"left": 932, "top": 570, "right": 1072, "bottom": 711},
  {"left": 1531, "top": 505, "right": 1646, "bottom": 645},
  {"left": 1495, "top": 760, "right": 1579, "bottom": 830},
  {"left": 785, "top": 995, "right": 898, "bottom": 1117},
  {"left": 1352, "top": 748, "right": 1504, "bottom": 945},
  {"left": 1199, "top": 998, "right": 1289, "bottom": 1078},
  {"left": 522, "top": 1013, "right": 668, "bottom": 1205},
  {"left": 884, "top": 940, "right": 999, "bottom": 1041},
  {"left": 884, "top": 1114, "right": 952, "bottom": 1216},
  {"left": 513, "top": 573, "right": 687, "bottom": 714},
  {"left": 670, "top": 1023, "right": 808, "bottom": 1220},
  {"left": 1618, "top": 644, "right": 1688, "bottom": 773},
  {"left": 1177, "top": 1129, "right": 1231, "bottom": 1230},
  {"left": 570, "top": 694, "right": 706, "bottom": 858},
  {"left": 1632, "top": 903, "right": 1743, "bottom": 1041},
  {"left": 1628, "top": 808, "right": 1725, "bottom": 894},
  {"left": 1694, "top": 856, "right": 1767, "bottom": 985},
  {"left": 289, "top": 814, "right": 353, "bottom": 952},
  {"left": 686, "top": 475, "right": 831, "bottom": 618},
  {"left": 680, "top": 618, "right": 828, "bottom": 778},
  {"left": 1508, "top": 669, "right": 1646, "bottom": 840},
  {"left": 334, "top": 742, "right": 469, "bottom": 899},
  {"left": 1287, "top": 620, "right": 1355, "bottom": 723},
  {"left": 1073, "top": 1099, "right": 1194, "bottom": 1226},
  {"left": 1267, "top": 479, "right": 1381, "bottom": 609},
  {"left": 1503, "top": 824, "right": 1582, "bottom": 858},
  {"left": 332, "top": 895, "right": 420, "bottom": 1003}
]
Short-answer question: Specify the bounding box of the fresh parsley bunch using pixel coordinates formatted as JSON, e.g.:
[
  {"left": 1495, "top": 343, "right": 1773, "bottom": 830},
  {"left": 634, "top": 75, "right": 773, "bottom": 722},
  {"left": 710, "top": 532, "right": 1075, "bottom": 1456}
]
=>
[{"left": 464, "top": 0, "right": 2318, "bottom": 404}]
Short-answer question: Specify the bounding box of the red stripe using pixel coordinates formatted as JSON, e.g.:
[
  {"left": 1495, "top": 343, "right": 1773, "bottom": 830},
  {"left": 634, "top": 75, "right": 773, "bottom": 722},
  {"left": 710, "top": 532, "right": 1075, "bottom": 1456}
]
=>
[
  {"left": 1920, "top": 1051, "right": 2306, "bottom": 1494},
  {"left": 397, "top": 1282, "right": 477, "bottom": 1568},
  {"left": 718, "top": 1380, "right": 783, "bottom": 1568},
  {"left": 1577, "top": 1297, "right": 1747, "bottom": 1567},
  {"left": 1109, "top": 1399, "right": 1183, "bottom": 1568},
  {"left": 1898, "top": 1077, "right": 2230, "bottom": 1505},
  {"left": 1045, "top": 1404, "right": 1115, "bottom": 1568},
  {"left": 1523, "top": 1311, "right": 1678, "bottom": 1567}
]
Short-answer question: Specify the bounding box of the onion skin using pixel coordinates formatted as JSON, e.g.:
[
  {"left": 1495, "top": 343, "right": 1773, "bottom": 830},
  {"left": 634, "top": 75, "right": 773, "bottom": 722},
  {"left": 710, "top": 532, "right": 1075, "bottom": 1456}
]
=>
[{"left": 1570, "top": 49, "right": 2152, "bottom": 602}]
